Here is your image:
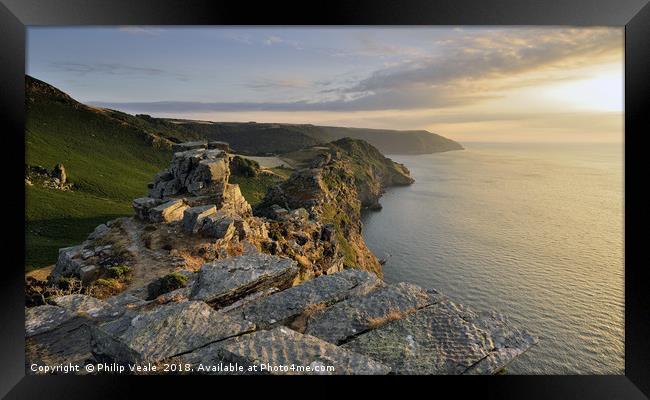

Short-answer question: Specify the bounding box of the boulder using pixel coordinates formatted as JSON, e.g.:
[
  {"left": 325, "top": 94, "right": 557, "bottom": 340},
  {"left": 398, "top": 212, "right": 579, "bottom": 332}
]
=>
[
  {"left": 304, "top": 282, "right": 444, "bottom": 344},
  {"left": 51, "top": 294, "right": 119, "bottom": 320},
  {"left": 232, "top": 269, "right": 382, "bottom": 328},
  {"left": 175, "top": 326, "right": 390, "bottom": 375},
  {"left": 87, "top": 223, "right": 109, "bottom": 240},
  {"left": 186, "top": 158, "right": 229, "bottom": 196},
  {"left": 182, "top": 204, "right": 217, "bottom": 234},
  {"left": 92, "top": 301, "right": 255, "bottom": 364},
  {"left": 26, "top": 315, "right": 96, "bottom": 374},
  {"left": 220, "top": 184, "right": 252, "bottom": 216},
  {"left": 200, "top": 212, "right": 236, "bottom": 239},
  {"left": 132, "top": 197, "right": 163, "bottom": 220},
  {"left": 148, "top": 148, "right": 229, "bottom": 199},
  {"left": 189, "top": 253, "right": 299, "bottom": 307},
  {"left": 49, "top": 245, "right": 84, "bottom": 282},
  {"left": 79, "top": 265, "right": 101, "bottom": 284},
  {"left": 149, "top": 199, "right": 187, "bottom": 223},
  {"left": 26, "top": 305, "right": 75, "bottom": 337},
  {"left": 342, "top": 300, "right": 537, "bottom": 375},
  {"left": 51, "top": 163, "right": 66, "bottom": 184}
]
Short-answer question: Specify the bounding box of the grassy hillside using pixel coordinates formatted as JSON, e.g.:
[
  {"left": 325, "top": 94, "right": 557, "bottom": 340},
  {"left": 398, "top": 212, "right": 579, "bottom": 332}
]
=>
[
  {"left": 25, "top": 76, "right": 173, "bottom": 269},
  {"left": 175, "top": 121, "right": 322, "bottom": 155},
  {"left": 316, "top": 125, "right": 463, "bottom": 154}
]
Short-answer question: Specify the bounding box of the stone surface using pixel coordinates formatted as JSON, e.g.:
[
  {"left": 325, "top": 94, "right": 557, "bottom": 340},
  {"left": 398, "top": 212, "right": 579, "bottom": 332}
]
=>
[
  {"left": 132, "top": 197, "right": 163, "bottom": 220},
  {"left": 220, "top": 183, "right": 252, "bottom": 216},
  {"left": 189, "top": 253, "right": 299, "bottom": 307},
  {"left": 25, "top": 305, "right": 75, "bottom": 337},
  {"left": 342, "top": 300, "right": 537, "bottom": 375},
  {"left": 49, "top": 245, "right": 83, "bottom": 281},
  {"left": 199, "top": 212, "right": 236, "bottom": 239},
  {"left": 305, "top": 282, "right": 443, "bottom": 344},
  {"left": 149, "top": 199, "right": 187, "bottom": 223},
  {"left": 233, "top": 268, "right": 382, "bottom": 328},
  {"left": 208, "top": 141, "right": 231, "bottom": 152},
  {"left": 148, "top": 148, "right": 229, "bottom": 200},
  {"left": 79, "top": 265, "right": 101, "bottom": 284},
  {"left": 176, "top": 326, "right": 390, "bottom": 375},
  {"left": 92, "top": 301, "right": 255, "bottom": 364},
  {"left": 172, "top": 141, "right": 207, "bottom": 153},
  {"left": 51, "top": 294, "right": 119, "bottom": 320},
  {"left": 87, "top": 223, "right": 109, "bottom": 240},
  {"left": 182, "top": 204, "right": 217, "bottom": 233},
  {"left": 52, "top": 163, "right": 66, "bottom": 184},
  {"left": 26, "top": 316, "right": 96, "bottom": 374}
]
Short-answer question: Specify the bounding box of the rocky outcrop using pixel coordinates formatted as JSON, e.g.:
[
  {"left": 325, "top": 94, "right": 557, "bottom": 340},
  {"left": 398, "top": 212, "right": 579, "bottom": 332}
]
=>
[
  {"left": 30, "top": 140, "right": 537, "bottom": 375},
  {"left": 189, "top": 253, "right": 299, "bottom": 307},
  {"left": 342, "top": 299, "right": 538, "bottom": 375},
  {"left": 232, "top": 269, "right": 382, "bottom": 329},
  {"left": 304, "top": 282, "right": 442, "bottom": 344},
  {"left": 92, "top": 301, "right": 255, "bottom": 364},
  {"left": 255, "top": 150, "right": 384, "bottom": 277},
  {"left": 26, "top": 263, "right": 536, "bottom": 375},
  {"left": 175, "top": 326, "right": 390, "bottom": 375},
  {"left": 25, "top": 163, "right": 72, "bottom": 190}
]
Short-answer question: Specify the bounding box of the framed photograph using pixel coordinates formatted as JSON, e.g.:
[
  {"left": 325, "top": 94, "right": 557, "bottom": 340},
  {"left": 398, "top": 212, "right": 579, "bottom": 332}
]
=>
[{"left": 1, "top": 0, "right": 648, "bottom": 397}]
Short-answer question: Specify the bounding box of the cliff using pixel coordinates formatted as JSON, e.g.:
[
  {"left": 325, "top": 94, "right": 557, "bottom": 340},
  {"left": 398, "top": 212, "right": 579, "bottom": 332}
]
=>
[
  {"left": 168, "top": 120, "right": 464, "bottom": 156},
  {"left": 25, "top": 141, "right": 536, "bottom": 375}
]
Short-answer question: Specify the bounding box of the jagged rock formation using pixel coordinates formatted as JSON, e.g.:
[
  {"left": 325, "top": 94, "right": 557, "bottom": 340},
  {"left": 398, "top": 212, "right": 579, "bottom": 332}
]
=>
[
  {"left": 26, "top": 264, "right": 536, "bottom": 375},
  {"left": 255, "top": 138, "right": 415, "bottom": 277},
  {"left": 25, "top": 163, "right": 72, "bottom": 191},
  {"left": 30, "top": 140, "right": 537, "bottom": 375}
]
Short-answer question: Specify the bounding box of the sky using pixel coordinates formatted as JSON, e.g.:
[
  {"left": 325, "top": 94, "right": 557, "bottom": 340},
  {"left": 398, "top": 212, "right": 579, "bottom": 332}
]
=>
[{"left": 27, "top": 27, "right": 624, "bottom": 143}]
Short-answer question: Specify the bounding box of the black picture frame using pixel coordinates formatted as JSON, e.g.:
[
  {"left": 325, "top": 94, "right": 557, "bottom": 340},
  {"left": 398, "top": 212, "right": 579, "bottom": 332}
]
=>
[{"left": 1, "top": 0, "right": 648, "bottom": 398}]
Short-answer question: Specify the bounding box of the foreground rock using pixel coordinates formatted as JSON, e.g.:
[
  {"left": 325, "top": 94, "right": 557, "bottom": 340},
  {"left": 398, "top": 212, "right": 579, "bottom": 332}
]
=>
[
  {"left": 189, "top": 253, "right": 299, "bottom": 307},
  {"left": 28, "top": 140, "right": 537, "bottom": 375},
  {"left": 342, "top": 300, "right": 538, "bottom": 374},
  {"left": 175, "top": 326, "right": 390, "bottom": 375},
  {"left": 232, "top": 269, "right": 382, "bottom": 328},
  {"left": 92, "top": 301, "right": 255, "bottom": 364},
  {"left": 304, "top": 282, "right": 444, "bottom": 344}
]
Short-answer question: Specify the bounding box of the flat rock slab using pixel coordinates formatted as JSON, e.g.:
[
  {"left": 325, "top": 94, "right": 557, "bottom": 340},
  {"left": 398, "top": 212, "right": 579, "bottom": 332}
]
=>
[
  {"left": 92, "top": 300, "right": 255, "bottom": 364},
  {"left": 176, "top": 326, "right": 390, "bottom": 375},
  {"left": 149, "top": 199, "right": 187, "bottom": 223},
  {"left": 26, "top": 316, "right": 96, "bottom": 374},
  {"left": 305, "top": 282, "right": 444, "bottom": 344},
  {"left": 233, "top": 268, "right": 382, "bottom": 328},
  {"left": 51, "top": 294, "right": 120, "bottom": 320},
  {"left": 26, "top": 305, "right": 75, "bottom": 337},
  {"left": 342, "top": 300, "right": 537, "bottom": 375},
  {"left": 189, "top": 253, "right": 299, "bottom": 307}
]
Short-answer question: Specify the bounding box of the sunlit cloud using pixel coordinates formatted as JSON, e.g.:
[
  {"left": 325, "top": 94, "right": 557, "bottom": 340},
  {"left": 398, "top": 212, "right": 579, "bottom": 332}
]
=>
[{"left": 29, "top": 26, "right": 624, "bottom": 142}]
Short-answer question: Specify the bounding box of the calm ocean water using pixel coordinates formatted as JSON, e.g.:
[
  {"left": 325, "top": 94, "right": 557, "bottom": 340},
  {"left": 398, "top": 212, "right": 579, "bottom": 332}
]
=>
[{"left": 361, "top": 142, "right": 624, "bottom": 374}]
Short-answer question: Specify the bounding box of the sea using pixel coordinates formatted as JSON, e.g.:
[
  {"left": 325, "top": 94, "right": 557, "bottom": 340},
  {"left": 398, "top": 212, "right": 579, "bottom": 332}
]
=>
[{"left": 361, "top": 142, "right": 624, "bottom": 374}]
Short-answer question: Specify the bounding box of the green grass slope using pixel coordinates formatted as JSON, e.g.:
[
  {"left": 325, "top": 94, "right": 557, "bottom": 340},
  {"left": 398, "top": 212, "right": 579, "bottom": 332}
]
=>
[{"left": 25, "top": 76, "right": 173, "bottom": 270}]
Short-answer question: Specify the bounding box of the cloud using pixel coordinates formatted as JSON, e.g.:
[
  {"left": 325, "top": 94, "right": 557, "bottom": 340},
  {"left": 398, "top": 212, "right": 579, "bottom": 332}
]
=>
[
  {"left": 342, "top": 28, "right": 621, "bottom": 96},
  {"left": 92, "top": 27, "right": 622, "bottom": 114},
  {"left": 241, "top": 78, "right": 310, "bottom": 90},
  {"left": 50, "top": 62, "right": 188, "bottom": 81}
]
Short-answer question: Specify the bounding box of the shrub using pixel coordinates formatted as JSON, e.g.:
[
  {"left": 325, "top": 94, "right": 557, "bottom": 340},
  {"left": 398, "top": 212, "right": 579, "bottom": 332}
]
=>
[
  {"left": 107, "top": 264, "right": 131, "bottom": 279},
  {"left": 146, "top": 272, "right": 189, "bottom": 300}
]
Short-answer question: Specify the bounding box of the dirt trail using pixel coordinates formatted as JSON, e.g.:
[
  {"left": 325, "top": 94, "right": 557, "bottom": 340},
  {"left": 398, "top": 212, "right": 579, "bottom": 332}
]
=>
[{"left": 121, "top": 218, "right": 181, "bottom": 294}]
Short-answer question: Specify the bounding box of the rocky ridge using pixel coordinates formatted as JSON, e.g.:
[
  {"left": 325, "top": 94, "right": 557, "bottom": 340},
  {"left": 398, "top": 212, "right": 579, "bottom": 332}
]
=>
[{"left": 27, "top": 140, "right": 537, "bottom": 375}]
